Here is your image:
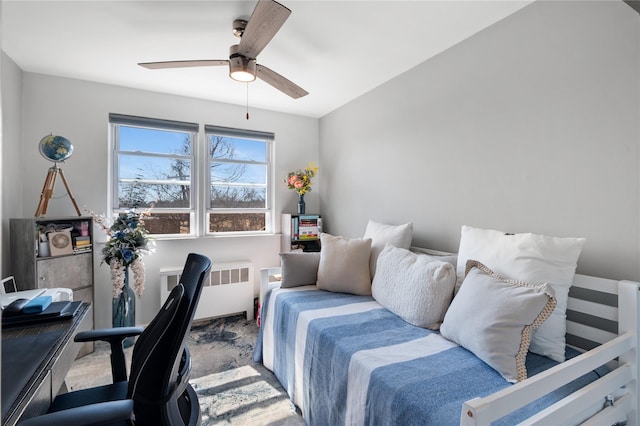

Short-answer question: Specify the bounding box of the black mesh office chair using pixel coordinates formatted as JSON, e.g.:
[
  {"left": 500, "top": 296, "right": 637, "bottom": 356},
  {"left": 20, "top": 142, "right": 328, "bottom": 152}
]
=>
[{"left": 19, "top": 253, "right": 212, "bottom": 426}]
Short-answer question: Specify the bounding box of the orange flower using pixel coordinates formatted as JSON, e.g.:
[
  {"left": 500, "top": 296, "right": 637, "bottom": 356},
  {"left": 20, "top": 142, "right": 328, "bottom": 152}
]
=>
[{"left": 285, "top": 162, "right": 319, "bottom": 195}]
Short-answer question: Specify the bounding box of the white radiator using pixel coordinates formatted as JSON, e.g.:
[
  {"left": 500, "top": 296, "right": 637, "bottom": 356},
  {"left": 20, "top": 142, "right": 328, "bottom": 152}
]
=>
[{"left": 160, "top": 260, "right": 254, "bottom": 321}]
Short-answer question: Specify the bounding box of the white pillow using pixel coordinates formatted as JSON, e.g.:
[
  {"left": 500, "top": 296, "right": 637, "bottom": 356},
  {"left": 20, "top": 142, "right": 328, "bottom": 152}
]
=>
[
  {"left": 410, "top": 247, "right": 458, "bottom": 268},
  {"left": 440, "top": 261, "right": 556, "bottom": 383},
  {"left": 317, "top": 233, "right": 372, "bottom": 295},
  {"left": 456, "top": 225, "right": 585, "bottom": 362},
  {"left": 363, "top": 220, "right": 413, "bottom": 278},
  {"left": 372, "top": 245, "right": 456, "bottom": 329}
]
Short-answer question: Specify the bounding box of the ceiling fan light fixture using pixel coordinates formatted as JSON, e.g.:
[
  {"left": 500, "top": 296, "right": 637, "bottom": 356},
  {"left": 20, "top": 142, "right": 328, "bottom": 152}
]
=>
[
  {"left": 229, "top": 45, "right": 257, "bottom": 82},
  {"left": 230, "top": 63, "right": 256, "bottom": 82},
  {"left": 230, "top": 70, "right": 255, "bottom": 82}
]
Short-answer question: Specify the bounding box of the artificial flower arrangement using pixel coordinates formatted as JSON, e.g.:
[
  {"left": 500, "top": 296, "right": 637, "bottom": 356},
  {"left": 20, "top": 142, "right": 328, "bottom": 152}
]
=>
[
  {"left": 87, "top": 208, "right": 151, "bottom": 297},
  {"left": 286, "top": 162, "right": 319, "bottom": 195}
]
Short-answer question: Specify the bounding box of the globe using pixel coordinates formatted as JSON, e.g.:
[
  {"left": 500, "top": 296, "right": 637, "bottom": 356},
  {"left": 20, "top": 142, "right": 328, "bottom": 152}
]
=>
[{"left": 39, "top": 134, "right": 74, "bottom": 162}]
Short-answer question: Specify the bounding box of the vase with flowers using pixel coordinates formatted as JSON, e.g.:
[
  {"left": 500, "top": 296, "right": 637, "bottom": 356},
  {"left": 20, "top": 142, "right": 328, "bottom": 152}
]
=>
[
  {"left": 88, "top": 208, "right": 150, "bottom": 347},
  {"left": 286, "top": 162, "right": 319, "bottom": 214}
]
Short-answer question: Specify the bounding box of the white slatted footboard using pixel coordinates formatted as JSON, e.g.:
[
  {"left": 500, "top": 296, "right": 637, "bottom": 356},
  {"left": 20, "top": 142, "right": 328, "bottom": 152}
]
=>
[{"left": 461, "top": 275, "right": 639, "bottom": 426}]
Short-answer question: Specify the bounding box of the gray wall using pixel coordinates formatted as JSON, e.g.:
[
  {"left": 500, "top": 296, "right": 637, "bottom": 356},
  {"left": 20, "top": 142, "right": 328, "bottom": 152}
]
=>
[
  {"left": 1, "top": 52, "right": 23, "bottom": 277},
  {"left": 319, "top": 0, "right": 640, "bottom": 281},
  {"left": 9, "top": 72, "right": 319, "bottom": 328}
]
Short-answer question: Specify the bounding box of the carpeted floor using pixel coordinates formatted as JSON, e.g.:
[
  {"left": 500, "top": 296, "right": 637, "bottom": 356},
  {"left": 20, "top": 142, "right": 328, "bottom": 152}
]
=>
[{"left": 65, "top": 314, "right": 304, "bottom": 425}]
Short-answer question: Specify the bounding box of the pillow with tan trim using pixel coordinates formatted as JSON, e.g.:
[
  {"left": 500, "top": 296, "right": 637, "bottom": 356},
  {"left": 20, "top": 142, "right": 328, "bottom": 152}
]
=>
[
  {"left": 317, "top": 233, "right": 372, "bottom": 295},
  {"left": 455, "top": 225, "right": 585, "bottom": 362},
  {"left": 440, "top": 260, "right": 556, "bottom": 383}
]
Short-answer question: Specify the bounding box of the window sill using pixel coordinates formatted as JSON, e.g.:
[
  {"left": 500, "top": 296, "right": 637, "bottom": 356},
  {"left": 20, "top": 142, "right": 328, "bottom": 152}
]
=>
[
  {"left": 93, "top": 233, "right": 280, "bottom": 244},
  {"left": 149, "top": 232, "right": 280, "bottom": 242}
]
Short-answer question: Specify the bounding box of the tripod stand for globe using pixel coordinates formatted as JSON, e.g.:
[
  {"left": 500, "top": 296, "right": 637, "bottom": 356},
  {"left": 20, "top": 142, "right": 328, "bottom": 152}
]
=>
[
  {"left": 35, "top": 134, "right": 80, "bottom": 217},
  {"left": 39, "top": 134, "right": 73, "bottom": 162}
]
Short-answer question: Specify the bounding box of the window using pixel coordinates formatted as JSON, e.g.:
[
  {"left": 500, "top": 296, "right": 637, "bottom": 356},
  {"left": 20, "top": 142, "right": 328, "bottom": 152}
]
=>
[
  {"left": 109, "top": 114, "right": 273, "bottom": 236},
  {"left": 205, "top": 125, "right": 273, "bottom": 234}
]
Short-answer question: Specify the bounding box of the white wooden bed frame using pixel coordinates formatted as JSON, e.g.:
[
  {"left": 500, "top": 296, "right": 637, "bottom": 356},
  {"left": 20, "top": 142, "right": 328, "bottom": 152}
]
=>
[
  {"left": 462, "top": 273, "right": 639, "bottom": 425},
  {"left": 259, "top": 268, "right": 639, "bottom": 426}
]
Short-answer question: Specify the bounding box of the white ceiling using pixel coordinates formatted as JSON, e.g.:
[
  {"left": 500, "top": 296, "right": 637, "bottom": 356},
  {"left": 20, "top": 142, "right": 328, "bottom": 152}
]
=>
[{"left": 2, "top": 0, "right": 532, "bottom": 119}]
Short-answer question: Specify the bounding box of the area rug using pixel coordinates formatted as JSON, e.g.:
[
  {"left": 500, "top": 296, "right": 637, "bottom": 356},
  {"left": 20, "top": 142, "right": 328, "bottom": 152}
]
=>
[
  {"left": 65, "top": 314, "right": 304, "bottom": 425},
  {"left": 193, "top": 364, "right": 303, "bottom": 425}
]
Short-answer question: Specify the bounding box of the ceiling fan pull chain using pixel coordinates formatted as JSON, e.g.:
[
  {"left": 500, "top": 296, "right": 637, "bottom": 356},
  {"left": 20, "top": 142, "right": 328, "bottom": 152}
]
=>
[{"left": 246, "top": 82, "right": 250, "bottom": 120}]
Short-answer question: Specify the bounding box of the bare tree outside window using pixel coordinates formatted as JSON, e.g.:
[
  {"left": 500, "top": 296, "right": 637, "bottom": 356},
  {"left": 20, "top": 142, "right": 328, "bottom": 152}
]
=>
[
  {"left": 207, "top": 133, "right": 270, "bottom": 233},
  {"left": 116, "top": 128, "right": 194, "bottom": 234}
]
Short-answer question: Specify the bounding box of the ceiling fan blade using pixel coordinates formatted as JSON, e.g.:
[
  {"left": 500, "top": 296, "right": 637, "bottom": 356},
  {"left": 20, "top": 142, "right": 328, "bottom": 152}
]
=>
[
  {"left": 238, "top": 0, "right": 291, "bottom": 59},
  {"left": 256, "top": 64, "right": 308, "bottom": 99},
  {"left": 139, "top": 60, "right": 229, "bottom": 69}
]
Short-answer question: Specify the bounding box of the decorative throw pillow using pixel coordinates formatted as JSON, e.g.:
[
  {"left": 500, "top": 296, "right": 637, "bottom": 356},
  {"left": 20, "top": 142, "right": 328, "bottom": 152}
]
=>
[
  {"left": 455, "top": 225, "right": 585, "bottom": 362},
  {"left": 317, "top": 233, "right": 372, "bottom": 295},
  {"left": 372, "top": 245, "right": 455, "bottom": 329},
  {"left": 363, "top": 220, "right": 413, "bottom": 278},
  {"left": 410, "top": 247, "right": 458, "bottom": 269},
  {"left": 280, "top": 252, "right": 321, "bottom": 288},
  {"left": 440, "top": 261, "right": 556, "bottom": 383}
]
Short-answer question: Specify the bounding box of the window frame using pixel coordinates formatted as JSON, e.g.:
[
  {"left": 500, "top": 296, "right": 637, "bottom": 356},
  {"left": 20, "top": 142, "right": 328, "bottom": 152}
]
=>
[
  {"left": 108, "top": 114, "right": 274, "bottom": 238},
  {"left": 204, "top": 125, "right": 274, "bottom": 236}
]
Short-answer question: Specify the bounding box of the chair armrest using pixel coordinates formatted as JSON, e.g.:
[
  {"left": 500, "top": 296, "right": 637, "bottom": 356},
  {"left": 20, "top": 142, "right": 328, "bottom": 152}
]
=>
[
  {"left": 75, "top": 327, "right": 144, "bottom": 343},
  {"left": 75, "top": 327, "right": 144, "bottom": 382},
  {"left": 17, "top": 400, "right": 134, "bottom": 426}
]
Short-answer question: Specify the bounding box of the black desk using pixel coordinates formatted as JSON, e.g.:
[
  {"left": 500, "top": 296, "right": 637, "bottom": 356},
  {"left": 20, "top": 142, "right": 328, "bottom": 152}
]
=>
[{"left": 1, "top": 303, "right": 92, "bottom": 425}]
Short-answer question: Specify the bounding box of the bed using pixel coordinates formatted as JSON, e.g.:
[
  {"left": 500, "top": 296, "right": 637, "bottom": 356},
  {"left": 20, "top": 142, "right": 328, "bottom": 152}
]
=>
[{"left": 254, "top": 224, "right": 640, "bottom": 425}]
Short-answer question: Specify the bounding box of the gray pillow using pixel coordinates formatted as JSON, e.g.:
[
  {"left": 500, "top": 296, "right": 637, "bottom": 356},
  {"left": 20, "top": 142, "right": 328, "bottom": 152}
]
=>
[
  {"left": 440, "top": 260, "right": 556, "bottom": 383},
  {"left": 317, "top": 233, "right": 372, "bottom": 295},
  {"left": 280, "top": 252, "right": 321, "bottom": 288}
]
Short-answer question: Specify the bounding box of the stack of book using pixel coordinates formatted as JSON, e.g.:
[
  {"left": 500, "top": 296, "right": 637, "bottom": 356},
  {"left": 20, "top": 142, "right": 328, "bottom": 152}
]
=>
[
  {"left": 73, "top": 236, "right": 92, "bottom": 254},
  {"left": 294, "top": 215, "right": 322, "bottom": 241}
]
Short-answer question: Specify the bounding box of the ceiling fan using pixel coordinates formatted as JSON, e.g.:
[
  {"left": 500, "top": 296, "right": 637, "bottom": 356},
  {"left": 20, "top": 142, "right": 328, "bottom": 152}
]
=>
[{"left": 138, "top": 0, "right": 308, "bottom": 99}]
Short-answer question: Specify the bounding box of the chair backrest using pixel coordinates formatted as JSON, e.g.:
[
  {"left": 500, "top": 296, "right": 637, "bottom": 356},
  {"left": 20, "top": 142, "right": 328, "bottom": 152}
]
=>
[{"left": 127, "top": 253, "right": 212, "bottom": 425}]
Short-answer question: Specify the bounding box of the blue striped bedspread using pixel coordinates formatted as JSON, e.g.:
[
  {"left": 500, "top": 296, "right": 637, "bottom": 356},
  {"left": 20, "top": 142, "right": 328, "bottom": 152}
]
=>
[{"left": 253, "top": 285, "right": 604, "bottom": 425}]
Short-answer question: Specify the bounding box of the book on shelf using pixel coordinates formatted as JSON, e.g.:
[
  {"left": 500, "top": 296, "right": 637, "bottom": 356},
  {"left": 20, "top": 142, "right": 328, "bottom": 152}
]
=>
[
  {"left": 291, "top": 216, "right": 299, "bottom": 240},
  {"left": 299, "top": 226, "right": 319, "bottom": 240},
  {"left": 285, "top": 213, "right": 323, "bottom": 243},
  {"left": 299, "top": 215, "right": 322, "bottom": 240},
  {"left": 74, "top": 236, "right": 91, "bottom": 246},
  {"left": 299, "top": 214, "right": 320, "bottom": 225}
]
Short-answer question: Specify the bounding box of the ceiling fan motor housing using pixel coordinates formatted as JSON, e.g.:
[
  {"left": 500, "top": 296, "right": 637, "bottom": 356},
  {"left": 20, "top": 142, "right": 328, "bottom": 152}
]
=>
[{"left": 229, "top": 44, "right": 257, "bottom": 82}]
